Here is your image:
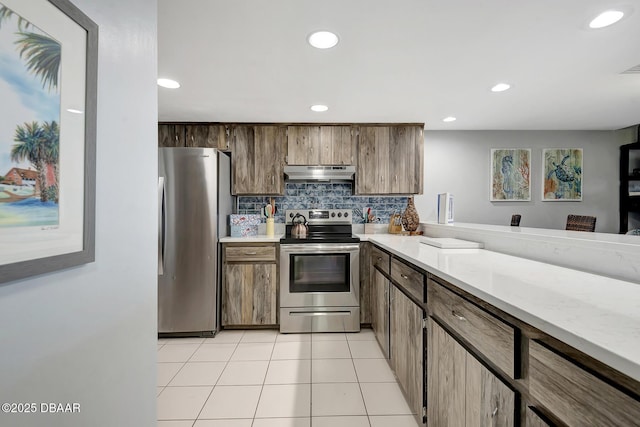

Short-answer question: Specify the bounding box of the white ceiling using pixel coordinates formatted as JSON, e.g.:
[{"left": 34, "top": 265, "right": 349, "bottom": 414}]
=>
[{"left": 157, "top": 0, "right": 640, "bottom": 130}]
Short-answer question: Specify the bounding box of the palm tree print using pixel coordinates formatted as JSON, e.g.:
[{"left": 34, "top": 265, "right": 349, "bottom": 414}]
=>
[
  {"left": 16, "top": 32, "right": 61, "bottom": 90},
  {"left": 1, "top": 3, "right": 62, "bottom": 206},
  {"left": 10, "top": 121, "right": 60, "bottom": 202},
  {"left": 0, "top": 5, "right": 33, "bottom": 31},
  {"left": 0, "top": 4, "right": 61, "bottom": 90}
]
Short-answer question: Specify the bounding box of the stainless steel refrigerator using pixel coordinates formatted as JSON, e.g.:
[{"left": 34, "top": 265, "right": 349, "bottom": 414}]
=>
[{"left": 158, "top": 147, "right": 233, "bottom": 336}]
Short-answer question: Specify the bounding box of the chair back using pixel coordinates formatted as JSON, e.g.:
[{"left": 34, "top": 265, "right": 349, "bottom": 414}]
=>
[{"left": 566, "top": 215, "right": 596, "bottom": 232}]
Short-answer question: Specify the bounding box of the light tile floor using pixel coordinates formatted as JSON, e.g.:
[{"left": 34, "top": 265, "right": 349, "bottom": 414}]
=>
[{"left": 157, "top": 329, "right": 420, "bottom": 427}]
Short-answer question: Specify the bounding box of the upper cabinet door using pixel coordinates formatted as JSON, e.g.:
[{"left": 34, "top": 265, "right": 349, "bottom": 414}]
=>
[
  {"left": 390, "top": 126, "right": 423, "bottom": 194},
  {"left": 287, "top": 126, "right": 321, "bottom": 165},
  {"left": 287, "top": 125, "right": 355, "bottom": 165},
  {"left": 185, "top": 124, "right": 230, "bottom": 150},
  {"left": 356, "top": 126, "right": 391, "bottom": 194},
  {"left": 185, "top": 125, "right": 209, "bottom": 147},
  {"left": 232, "top": 125, "right": 285, "bottom": 195},
  {"left": 158, "top": 124, "right": 186, "bottom": 147},
  {"left": 321, "top": 126, "right": 355, "bottom": 165},
  {"left": 356, "top": 125, "right": 423, "bottom": 195}
]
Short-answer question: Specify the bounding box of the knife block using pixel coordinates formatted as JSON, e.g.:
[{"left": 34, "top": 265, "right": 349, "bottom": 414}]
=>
[{"left": 388, "top": 214, "right": 402, "bottom": 234}]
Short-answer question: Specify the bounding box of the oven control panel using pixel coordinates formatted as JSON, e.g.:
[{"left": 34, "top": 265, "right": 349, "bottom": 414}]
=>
[{"left": 285, "top": 209, "right": 352, "bottom": 224}]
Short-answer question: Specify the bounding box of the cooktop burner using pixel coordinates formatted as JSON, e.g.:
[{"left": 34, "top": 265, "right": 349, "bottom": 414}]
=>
[{"left": 280, "top": 209, "right": 360, "bottom": 244}]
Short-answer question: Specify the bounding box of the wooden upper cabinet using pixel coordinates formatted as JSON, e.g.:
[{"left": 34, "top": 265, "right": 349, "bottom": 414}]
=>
[
  {"left": 185, "top": 124, "right": 229, "bottom": 151},
  {"left": 357, "top": 126, "right": 391, "bottom": 194},
  {"left": 160, "top": 123, "right": 229, "bottom": 150},
  {"left": 158, "top": 124, "right": 186, "bottom": 147},
  {"left": 232, "top": 125, "right": 286, "bottom": 195},
  {"left": 390, "top": 126, "right": 423, "bottom": 194},
  {"left": 184, "top": 125, "right": 208, "bottom": 147},
  {"left": 287, "top": 126, "right": 320, "bottom": 165},
  {"left": 287, "top": 125, "right": 354, "bottom": 165},
  {"left": 356, "top": 125, "right": 423, "bottom": 195}
]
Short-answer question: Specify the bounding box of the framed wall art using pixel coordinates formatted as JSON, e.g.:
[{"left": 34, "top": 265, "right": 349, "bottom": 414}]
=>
[
  {"left": 542, "top": 148, "right": 583, "bottom": 201},
  {"left": 0, "top": 0, "right": 97, "bottom": 284},
  {"left": 490, "top": 148, "right": 531, "bottom": 201}
]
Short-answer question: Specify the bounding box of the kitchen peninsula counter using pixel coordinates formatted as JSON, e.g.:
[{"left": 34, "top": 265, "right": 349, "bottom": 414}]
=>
[{"left": 358, "top": 233, "right": 640, "bottom": 383}]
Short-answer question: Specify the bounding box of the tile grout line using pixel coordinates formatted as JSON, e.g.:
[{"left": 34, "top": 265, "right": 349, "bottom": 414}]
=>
[
  {"left": 191, "top": 330, "right": 245, "bottom": 422},
  {"left": 158, "top": 337, "right": 206, "bottom": 392},
  {"left": 250, "top": 331, "right": 278, "bottom": 423},
  {"left": 347, "top": 337, "right": 374, "bottom": 427}
]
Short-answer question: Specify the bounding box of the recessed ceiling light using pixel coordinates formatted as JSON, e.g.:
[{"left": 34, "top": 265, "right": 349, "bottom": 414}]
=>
[
  {"left": 308, "top": 31, "right": 339, "bottom": 49},
  {"left": 66, "top": 108, "right": 83, "bottom": 114},
  {"left": 491, "top": 83, "right": 511, "bottom": 92},
  {"left": 589, "top": 10, "right": 624, "bottom": 28},
  {"left": 310, "top": 104, "right": 329, "bottom": 112},
  {"left": 442, "top": 116, "right": 456, "bottom": 122},
  {"left": 157, "top": 78, "right": 180, "bottom": 89}
]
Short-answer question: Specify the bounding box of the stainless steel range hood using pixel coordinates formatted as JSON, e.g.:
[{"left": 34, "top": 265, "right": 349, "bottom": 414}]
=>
[{"left": 284, "top": 165, "right": 355, "bottom": 182}]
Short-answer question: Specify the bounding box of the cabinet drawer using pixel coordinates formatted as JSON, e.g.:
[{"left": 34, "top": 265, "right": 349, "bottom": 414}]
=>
[
  {"left": 529, "top": 340, "right": 640, "bottom": 426},
  {"left": 225, "top": 245, "right": 276, "bottom": 262},
  {"left": 371, "top": 246, "right": 390, "bottom": 274},
  {"left": 390, "top": 257, "right": 424, "bottom": 303},
  {"left": 428, "top": 279, "right": 516, "bottom": 378}
]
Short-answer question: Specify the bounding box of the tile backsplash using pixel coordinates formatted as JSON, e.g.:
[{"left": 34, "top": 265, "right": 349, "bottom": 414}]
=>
[{"left": 238, "top": 183, "right": 409, "bottom": 224}]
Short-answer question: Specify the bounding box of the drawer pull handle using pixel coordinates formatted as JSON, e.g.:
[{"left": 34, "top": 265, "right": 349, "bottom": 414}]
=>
[
  {"left": 400, "top": 274, "right": 409, "bottom": 280},
  {"left": 377, "top": 257, "right": 382, "bottom": 262},
  {"left": 452, "top": 311, "right": 466, "bottom": 321},
  {"left": 491, "top": 407, "right": 498, "bottom": 417},
  {"left": 245, "top": 251, "right": 257, "bottom": 255}
]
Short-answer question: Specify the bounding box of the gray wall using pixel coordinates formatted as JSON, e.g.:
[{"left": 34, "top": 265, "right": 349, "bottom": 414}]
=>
[
  {"left": 414, "top": 130, "right": 619, "bottom": 233},
  {"left": 0, "top": 1, "right": 158, "bottom": 426}
]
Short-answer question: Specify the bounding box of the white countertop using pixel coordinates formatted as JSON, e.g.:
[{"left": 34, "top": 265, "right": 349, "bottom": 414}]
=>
[
  {"left": 360, "top": 234, "right": 640, "bottom": 382},
  {"left": 219, "top": 235, "right": 283, "bottom": 243}
]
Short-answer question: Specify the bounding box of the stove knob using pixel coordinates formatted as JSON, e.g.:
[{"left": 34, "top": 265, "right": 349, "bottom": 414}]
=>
[
  {"left": 344, "top": 212, "right": 349, "bottom": 218},
  {"left": 331, "top": 212, "right": 336, "bottom": 218},
  {"left": 337, "top": 212, "right": 342, "bottom": 218}
]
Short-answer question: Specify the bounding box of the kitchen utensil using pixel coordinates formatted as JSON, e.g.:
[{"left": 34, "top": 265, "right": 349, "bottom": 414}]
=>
[
  {"left": 354, "top": 208, "right": 362, "bottom": 220},
  {"left": 291, "top": 213, "right": 308, "bottom": 238},
  {"left": 265, "top": 204, "right": 273, "bottom": 218}
]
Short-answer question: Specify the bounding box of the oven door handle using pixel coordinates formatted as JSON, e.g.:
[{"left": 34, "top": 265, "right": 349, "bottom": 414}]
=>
[
  {"left": 280, "top": 244, "right": 360, "bottom": 253},
  {"left": 288, "top": 311, "right": 352, "bottom": 316}
]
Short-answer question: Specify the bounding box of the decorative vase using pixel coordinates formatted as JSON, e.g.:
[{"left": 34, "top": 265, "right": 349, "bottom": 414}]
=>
[{"left": 401, "top": 197, "right": 420, "bottom": 232}]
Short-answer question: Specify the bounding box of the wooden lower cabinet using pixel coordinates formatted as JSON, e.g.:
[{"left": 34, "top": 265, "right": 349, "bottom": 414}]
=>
[
  {"left": 529, "top": 340, "right": 640, "bottom": 426},
  {"left": 222, "top": 243, "right": 278, "bottom": 327},
  {"left": 390, "top": 284, "right": 425, "bottom": 421},
  {"left": 465, "top": 353, "right": 515, "bottom": 426},
  {"left": 359, "top": 242, "right": 372, "bottom": 324},
  {"left": 525, "top": 407, "right": 552, "bottom": 427},
  {"left": 223, "top": 263, "right": 277, "bottom": 326},
  {"left": 371, "top": 266, "right": 389, "bottom": 358},
  {"left": 428, "top": 319, "right": 515, "bottom": 427}
]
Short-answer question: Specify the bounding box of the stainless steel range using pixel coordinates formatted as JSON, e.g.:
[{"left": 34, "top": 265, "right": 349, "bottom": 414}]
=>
[{"left": 280, "top": 209, "right": 360, "bottom": 333}]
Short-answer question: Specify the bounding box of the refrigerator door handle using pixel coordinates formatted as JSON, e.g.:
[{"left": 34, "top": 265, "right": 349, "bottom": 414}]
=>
[{"left": 158, "top": 176, "right": 165, "bottom": 276}]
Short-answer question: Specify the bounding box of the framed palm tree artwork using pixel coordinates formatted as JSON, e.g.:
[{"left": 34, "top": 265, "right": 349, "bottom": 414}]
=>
[{"left": 0, "top": 0, "right": 97, "bottom": 284}]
